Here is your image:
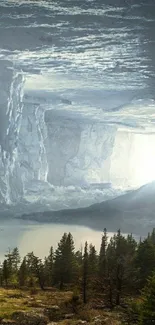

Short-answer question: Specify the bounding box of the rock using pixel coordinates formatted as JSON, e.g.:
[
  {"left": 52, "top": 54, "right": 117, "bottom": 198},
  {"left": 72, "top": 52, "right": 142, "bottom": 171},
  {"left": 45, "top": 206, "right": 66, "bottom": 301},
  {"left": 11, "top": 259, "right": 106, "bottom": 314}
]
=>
[
  {"left": 93, "top": 317, "right": 102, "bottom": 325},
  {"left": 44, "top": 306, "right": 62, "bottom": 321},
  {"left": 28, "top": 301, "right": 46, "bottom": 308},
  {"left": 93, "top": 316, "right": 117, "bottom": 325},
  {"left": 93, "top": 304, "right": 106, "bottom": 310},
  {"left": 46, "top": 306, "right": 60, "bottom": 311},
  {"left": 77, "top": 321, "right": 87, "bottom": 325},
  {"left": 0, "top": 320, "right": 17, "bottom": 325},
  {"left": 64, "top": 313, "right": 75, "bottom": 319},
  {"left": 8, "top": 293, "right": 24, "bottom": 299},
  {"left": 93, "top": 316, "right": 102, "bottom": 322},
  {"left": 11, "top": 311, "right": 48, "bottom": 325}
]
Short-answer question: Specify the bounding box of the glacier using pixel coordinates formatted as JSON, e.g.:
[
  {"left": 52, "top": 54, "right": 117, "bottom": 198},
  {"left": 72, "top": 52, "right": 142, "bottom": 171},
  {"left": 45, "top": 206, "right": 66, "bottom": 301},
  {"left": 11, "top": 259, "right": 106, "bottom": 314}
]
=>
[{"left": 0, "top": 0, "right": 155, "bottom": 214}]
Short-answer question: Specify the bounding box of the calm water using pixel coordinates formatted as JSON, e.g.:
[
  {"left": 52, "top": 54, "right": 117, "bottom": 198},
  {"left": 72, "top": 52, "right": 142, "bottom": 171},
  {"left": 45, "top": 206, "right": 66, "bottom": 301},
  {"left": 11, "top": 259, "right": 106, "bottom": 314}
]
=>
[{"left": 0, "top": 219, "right": 117, "bottom": 261}]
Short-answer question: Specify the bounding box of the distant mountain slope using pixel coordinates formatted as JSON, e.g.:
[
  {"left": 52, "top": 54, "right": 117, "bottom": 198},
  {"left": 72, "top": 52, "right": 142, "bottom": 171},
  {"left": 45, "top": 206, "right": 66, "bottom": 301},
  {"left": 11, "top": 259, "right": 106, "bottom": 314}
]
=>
[
  {"left": 92, "top": 181, "right": 155, "bottom": 210},
  {"left": 20, "top": 182, "right": 155, "bottom": 234}
]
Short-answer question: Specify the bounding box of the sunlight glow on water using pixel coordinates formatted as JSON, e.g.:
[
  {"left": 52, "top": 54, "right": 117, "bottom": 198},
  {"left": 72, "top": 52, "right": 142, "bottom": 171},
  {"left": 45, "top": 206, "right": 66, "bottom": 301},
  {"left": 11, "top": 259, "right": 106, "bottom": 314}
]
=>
[{"left": 0, "top": 220, "right": 118, "bottom": 261}]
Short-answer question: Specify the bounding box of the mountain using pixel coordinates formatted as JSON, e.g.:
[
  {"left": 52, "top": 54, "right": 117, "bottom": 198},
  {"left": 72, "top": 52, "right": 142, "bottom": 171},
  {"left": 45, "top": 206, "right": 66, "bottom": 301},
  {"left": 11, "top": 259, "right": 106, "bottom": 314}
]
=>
[{"left": 20, "top": 182, "right": 155, "bottom": 235}]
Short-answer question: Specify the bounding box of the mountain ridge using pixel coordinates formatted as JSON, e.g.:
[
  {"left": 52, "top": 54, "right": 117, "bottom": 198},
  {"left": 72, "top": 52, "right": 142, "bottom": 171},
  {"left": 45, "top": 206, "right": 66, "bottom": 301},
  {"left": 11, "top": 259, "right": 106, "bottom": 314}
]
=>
[{"left": 19, "top": 181, "right": 155, "bottom": 234}]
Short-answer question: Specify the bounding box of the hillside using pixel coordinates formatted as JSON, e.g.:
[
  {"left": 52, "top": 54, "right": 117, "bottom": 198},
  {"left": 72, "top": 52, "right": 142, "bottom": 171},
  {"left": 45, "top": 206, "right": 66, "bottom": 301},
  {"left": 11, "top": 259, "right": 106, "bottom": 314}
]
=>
[{"left": 20, "top": 182, "right": 155, "bottom": 234}]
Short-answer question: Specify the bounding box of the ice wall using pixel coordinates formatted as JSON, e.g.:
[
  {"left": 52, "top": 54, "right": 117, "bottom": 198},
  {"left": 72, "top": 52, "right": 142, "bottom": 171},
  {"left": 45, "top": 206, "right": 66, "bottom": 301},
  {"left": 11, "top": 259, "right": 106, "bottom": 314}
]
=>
[
  {"left": 45, "top": 110, "right": 116, "bottom": 186},
  {"left": 18, "top": 102, "right": 48, "bottom": 187},
  {"left": 0, "top": 68, "right": 154, "bottom": 208},
  {"left": 0, "top": 61, "right": 24, "bottom": 203},
  {"left": 0, "top": 0, "right": 154, "bottom": 211},
  {"left": 15, "top": 102, "right": 116, "bottom": 196}
]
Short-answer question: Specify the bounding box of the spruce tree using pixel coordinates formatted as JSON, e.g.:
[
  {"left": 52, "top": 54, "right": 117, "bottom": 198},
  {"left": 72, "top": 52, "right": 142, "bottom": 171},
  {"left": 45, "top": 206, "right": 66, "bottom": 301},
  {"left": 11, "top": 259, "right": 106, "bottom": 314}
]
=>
[
  {"left": 88, "top": 244, "right": 98, "bottom": 289},
  {"left": 4, "top": 247, "right": 21, "bottom": 285},
  {"left": 65, "top": 232, "right": 76, "bottom": 283},
  {"left": 33, "top": 257, "right": 45, "bottom": 290},
  {"left": 82, "top": 241, "right": 88, "bottom": 304},
  {"left": 19, "top": 257, "right": 27, "bottom": 287},
  {"left": 53, "top": 233, "right": 76, "bottom": 289},
  {"left": 26, "top": 252, "right": 37, "bottom": 275},
  {"left": 5, "top": 249, "right": 13, "bottom": 279},
  {"left": 139, "top": 273, "right": 155, "bottom": 324},
  {"left": 106, "top": 230, "right": 137, "bottom": 305},
  {"left": 98, "top": 228, "right": 112, "bottom": 304},
  {"left": 149, "top": 228, "right": 155, "bottom": 245},
  {"left": 115, "top": 229, "right": 126, "bottom": 305},
  {"left": 99, "top": 228, "right": 108, "bottom": 280},
  {"left": 11, "top": 247, "right": 20, "bottom": 273},
  {"left": 135, "top": 238, "right": 155, "bottom": 288},
  {"left": 44, "top": 246, "right": 54, "bottom": 286},
  {"left": 26, "top": 252, "right": 39, "bottom": 287},
  {"left": 2, "top": 260, "right": 10, "bottom": 286},
  {"left": 75, "top": 249, "right": 83, "bottom": 266}
]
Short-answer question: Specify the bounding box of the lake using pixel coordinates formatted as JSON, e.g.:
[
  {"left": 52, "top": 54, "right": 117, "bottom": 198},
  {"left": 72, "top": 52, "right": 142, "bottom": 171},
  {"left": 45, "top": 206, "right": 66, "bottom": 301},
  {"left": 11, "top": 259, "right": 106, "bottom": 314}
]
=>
[{"left": 0, "top": 219, "right": 117, "bottom": 262}]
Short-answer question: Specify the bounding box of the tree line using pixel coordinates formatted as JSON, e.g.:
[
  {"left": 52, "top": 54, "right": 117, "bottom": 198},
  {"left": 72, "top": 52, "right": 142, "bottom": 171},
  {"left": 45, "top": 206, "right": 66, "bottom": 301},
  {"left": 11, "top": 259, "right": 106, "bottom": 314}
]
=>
[{"left": 1, "top": 228, "right": 155, "bottom": 323}]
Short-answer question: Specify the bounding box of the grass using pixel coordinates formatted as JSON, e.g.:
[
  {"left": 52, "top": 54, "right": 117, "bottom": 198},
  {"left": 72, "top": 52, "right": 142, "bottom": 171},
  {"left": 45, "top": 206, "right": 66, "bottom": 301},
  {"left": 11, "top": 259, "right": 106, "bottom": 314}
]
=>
[
  {"left": 0, "top": 288, "right": 31, "bottom": 319},
  {"left": 0, "top": 288, "right": 125, "bottom": 324},
  {"left": 0, "top": 288, "right": 72, "bottom": 319}
]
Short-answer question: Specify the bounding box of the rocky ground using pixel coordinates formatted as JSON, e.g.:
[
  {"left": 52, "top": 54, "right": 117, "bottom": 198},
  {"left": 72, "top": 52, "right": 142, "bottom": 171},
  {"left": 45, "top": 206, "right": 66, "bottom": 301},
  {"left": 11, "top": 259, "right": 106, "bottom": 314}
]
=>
[{"left": 0, "top": 288, "right": 124, "bottom": 325}]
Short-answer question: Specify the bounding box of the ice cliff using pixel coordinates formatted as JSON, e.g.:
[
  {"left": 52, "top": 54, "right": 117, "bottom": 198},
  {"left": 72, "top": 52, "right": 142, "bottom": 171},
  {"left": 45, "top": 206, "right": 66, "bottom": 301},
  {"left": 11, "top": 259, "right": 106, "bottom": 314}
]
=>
[{"left": 0, "top": 0, "right": 155, "bottom": 211}]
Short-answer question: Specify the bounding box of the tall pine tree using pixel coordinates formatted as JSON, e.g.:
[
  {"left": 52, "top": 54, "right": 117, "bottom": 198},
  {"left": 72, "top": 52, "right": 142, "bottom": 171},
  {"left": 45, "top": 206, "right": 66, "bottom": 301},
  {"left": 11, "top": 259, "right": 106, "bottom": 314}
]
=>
[
  {"left": 53, "top": 233, "right": 76, "bottom": 289},
  {"left": 82, "top": 241, "right": 88, "bottom": 304}
]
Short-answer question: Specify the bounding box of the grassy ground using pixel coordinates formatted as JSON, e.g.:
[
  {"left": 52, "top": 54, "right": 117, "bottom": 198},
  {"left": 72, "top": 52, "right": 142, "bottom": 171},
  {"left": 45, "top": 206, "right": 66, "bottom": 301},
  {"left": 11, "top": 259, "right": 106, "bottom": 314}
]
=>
[
  {"left": 0, "top": 288, "right": 71, "bottom": 319},
  {"left": 0, "top": 288, "right": 125, "bottom": 324}
]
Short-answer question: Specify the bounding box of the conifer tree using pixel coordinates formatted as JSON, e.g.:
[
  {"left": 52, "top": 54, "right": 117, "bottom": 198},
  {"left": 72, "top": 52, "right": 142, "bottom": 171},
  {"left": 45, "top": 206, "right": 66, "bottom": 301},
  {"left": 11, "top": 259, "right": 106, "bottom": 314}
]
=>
[
  {"left": 65, "top": 232, "right": 76, "bottom": 283},
  {"left": 74, "top": 249, "right": 83, "bottom": 282},
  {"left": 75, "top": 249, "right": 83, "bottom": 266},
  {"left": 98, "top": 228, "right": 112, "bottom": 304},
  {"left": 26, "top": 252, "right": 37, "bottom": 274},
  {"left": 106, "top": 230, "right": 137, "bottom": 305},
  {"left": 5, "top": 249, "right": 13, "bottom": 279},
  {"left": 149, "top": 228, "right": 155, "bottom": 245},
  {"left": 53, "top": 233, "right": 76, "bottom": 289},
  {"left": 99, "top": 228, "right": 108, "bottom": 282},
  {"left": 88, "top": 244, "right": 98, "bottom": 288},
  {"left": 19, "top": 257, "right": 28, "bottom": 287},
  {"left": 0, "top": 263, "right": 2, "bottom": 286},
  {"left": 44, "top": 246, "right": 54, "bottom": 286},
  {"left": 53, "top": 233, "right": 67, "bottom": 288},
  {"left": 4, "top": 247, "right": 21, "bottom": 284},
  {"left": 11, "top": 247, "right": 20, "bottom": 273},
  {"left": 115, "top": 229, "right": 126, "bottom": 305},
  {"left": 135, "top": 238, "right": 155, "bottom": 288},
  {"left": 26, "top": 252, "right": 45, "bottom": 289},
  {"left": 2, "top": 260, "right": 10, "bottom": 286},
  {"left": 33, "top": 257, "right": 45, "bottom": 290},
  {"left": 82, "top": 241, "right": 88, "bottom": 304},
  {"left": 139, "top": 272, "right": 155, "bottom": 324},
  {"left": 2, "top": 227, "right": 155, "bottom": 310}
]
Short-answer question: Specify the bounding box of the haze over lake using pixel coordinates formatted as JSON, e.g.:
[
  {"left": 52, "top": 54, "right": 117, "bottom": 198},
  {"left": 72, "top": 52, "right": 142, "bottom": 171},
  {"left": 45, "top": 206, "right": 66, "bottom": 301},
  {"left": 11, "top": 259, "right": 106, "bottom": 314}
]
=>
[{"left": 0, "top": 219, "right": 121, "bottom": 261}]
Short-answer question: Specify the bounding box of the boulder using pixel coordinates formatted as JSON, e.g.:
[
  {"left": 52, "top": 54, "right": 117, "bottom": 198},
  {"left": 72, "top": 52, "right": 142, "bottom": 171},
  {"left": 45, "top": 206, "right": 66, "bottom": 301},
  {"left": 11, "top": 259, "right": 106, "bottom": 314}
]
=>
[
  {"left": 93, "top": 317, "right": 102, "bottom": 325},
  {"left": 44, "top": 306, "right": 61, "bottom": 321},
  {"left": 64, "top": 313, "right": 75, "bottom": 319},
  {"left": 0, "top": 320, "right": 17, "bottom": 325},
  {"left": 93, "top": 316, "right": 102, "bottom": 322},
  {"left": 11, "top": 311, "right": 48, "bottom": 325}
]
